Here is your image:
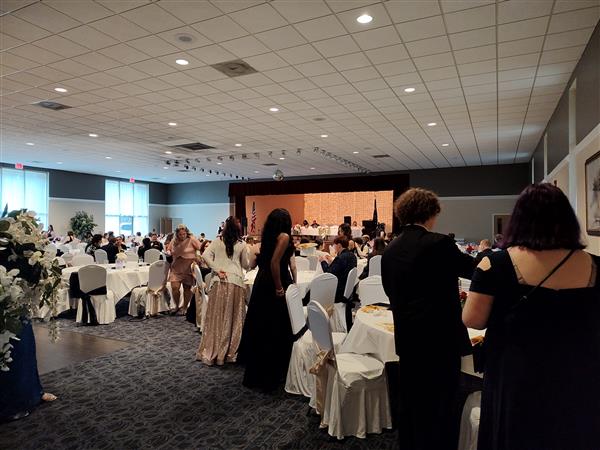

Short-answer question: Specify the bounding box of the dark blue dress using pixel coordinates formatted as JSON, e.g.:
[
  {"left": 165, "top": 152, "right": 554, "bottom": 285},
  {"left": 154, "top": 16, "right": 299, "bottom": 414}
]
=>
[{"left": 0, "top": 319, "right": 43, "bottom": 420}]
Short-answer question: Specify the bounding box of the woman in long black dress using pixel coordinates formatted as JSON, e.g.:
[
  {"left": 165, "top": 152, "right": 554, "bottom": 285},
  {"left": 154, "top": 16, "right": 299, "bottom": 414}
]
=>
[
  {"left": 463, "top": 183, "right": 600, "bottom": 450},
  {"left": 239, "top": 208, "right": 295, "bottom": 391}
]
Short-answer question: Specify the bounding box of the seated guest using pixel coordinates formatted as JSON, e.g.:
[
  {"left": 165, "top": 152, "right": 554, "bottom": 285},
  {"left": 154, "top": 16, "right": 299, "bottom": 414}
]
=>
[
  {"left": 101, "top": 237, "right": 121, "bottom": 263},
  {"left": 493, "top": 233, "right": 503, "bottom": 249},
  {"left": 85, "top": 234, "right": 103, "bottom": 256},
  {"left": 352, "top": 220, "right": 358, "bottom": 227},
  {"left": 311, "top": 220, "right": 319, "bottom": 228},
  {"left": 353, "top": 237, "right": 367, "bottom": 258},
  {"left": 474, "top": 239, "right": 494, "bottom": 264},
  {"left": 294, "top": 237, "right": 309, "bottom": 256},
  {"left": 359, "top": 237, "right": 386, "bottom": 280},
  {"left": 302, "top": 220, "right": 309, "bottom": 227},
  {"left": 338, "top": 223, "right": 355, "bottom": 251},
  {"left": 62, "top": 231, "right": 78, "bottom": 245},
  {"left": 149, "top": 233, "right": 163, "bottom": 251},
  {"left": 133, "top": 231, "right": 143, "bottom": 245},
  {"left": 101, "top": 233, "right": 109, "bottom": 246},
  {"left": 320, "top": 236, "right": 357, "bottom": 329},
  {"left": 137, "top": 238, "right": 152, "bottom": 260}
]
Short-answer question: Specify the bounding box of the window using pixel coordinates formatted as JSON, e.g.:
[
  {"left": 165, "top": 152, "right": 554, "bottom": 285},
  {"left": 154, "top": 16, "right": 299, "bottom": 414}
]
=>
[
  {"left": 0, "top": 168, "right": 49, "bottom": 228},
  {"left": 105, "top": 180, "right": 149, "bottom": 236}
]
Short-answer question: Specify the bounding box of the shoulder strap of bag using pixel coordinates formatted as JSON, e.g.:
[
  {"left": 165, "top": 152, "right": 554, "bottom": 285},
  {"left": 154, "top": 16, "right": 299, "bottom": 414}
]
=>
[{"left": 519, "top": 249, "right": 576, "bottom": 303}]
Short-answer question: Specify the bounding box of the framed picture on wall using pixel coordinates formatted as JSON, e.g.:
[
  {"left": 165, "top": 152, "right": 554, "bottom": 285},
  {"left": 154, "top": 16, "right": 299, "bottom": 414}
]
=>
[{"left": 585, "top": 150, "right": 600, "bottom": 236}]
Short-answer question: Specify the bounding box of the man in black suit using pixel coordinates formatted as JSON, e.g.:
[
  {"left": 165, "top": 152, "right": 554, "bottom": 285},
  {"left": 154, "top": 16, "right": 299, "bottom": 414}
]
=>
[
  {"left": 149, "top": 233, "right": 163, "bottom": 252},
  {"left": 381, "top": 188, "right": 476, "bottom": 450},
  {"left": 320, "top": 235, "right": 357, "bottom": 329},
  {"left": 474, "top": 239, "right": 494, "bottom": 264}
]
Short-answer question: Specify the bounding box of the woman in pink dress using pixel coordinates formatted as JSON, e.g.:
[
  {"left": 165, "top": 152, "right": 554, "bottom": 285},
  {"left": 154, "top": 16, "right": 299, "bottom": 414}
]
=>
[{"left": 167, "top": 224, "right": 201, "bottom": 315}]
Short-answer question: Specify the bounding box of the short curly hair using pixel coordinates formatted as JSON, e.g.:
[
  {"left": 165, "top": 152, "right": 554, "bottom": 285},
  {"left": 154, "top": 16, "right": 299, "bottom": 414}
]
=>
[{"left": 394, "top": 188, "right": 441, "bottom": 225}]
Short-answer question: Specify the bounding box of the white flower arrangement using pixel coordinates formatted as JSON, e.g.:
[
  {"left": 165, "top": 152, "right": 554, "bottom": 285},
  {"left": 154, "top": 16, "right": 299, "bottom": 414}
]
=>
[
  {"left": 317, "top": 226, "right": 329, "bottom": 238},
  {"left": 0, "top": 209, "right": 63, "bottom": 372}
]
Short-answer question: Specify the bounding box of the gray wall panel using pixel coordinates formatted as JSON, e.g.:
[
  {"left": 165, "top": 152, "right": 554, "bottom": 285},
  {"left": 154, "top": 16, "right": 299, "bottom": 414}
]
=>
[
  {"left": 547, "top": 94, "right": 570, "bottom": 174},
  {"left": 576, "top": 22, "right": 600, "bottom": 143}
]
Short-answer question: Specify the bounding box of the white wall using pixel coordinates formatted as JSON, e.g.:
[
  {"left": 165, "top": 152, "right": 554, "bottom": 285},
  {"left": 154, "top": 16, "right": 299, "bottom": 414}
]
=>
[
  {"left": 166, "top": 203, "right": 232, "bottom": 239},
  {"left": 149, "top": 204, "right": 168, "bottom": 234},
  {"left": 48, "top": 198, "right": 105, "bottom": 236},
  {"left": 434, "top": 196, "right": 518, "bottom": 243}
]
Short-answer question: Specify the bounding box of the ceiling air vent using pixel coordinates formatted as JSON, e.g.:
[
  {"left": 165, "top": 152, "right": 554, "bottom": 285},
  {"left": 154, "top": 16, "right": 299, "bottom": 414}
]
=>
[
  {"left": 372, "top": 154, "right": 391, "bottom": 159},
  {"left": 35, "top": 101, "right": 72, "bottom": 111},
  {"left": 211, "top": 59, "right": 257, "bottom": 78},
  {"left": 262, "top": 163, "right": 278, "bottom": 166},
  {"left": 176, "top": 142, "right": 215, "bottom": 151}
]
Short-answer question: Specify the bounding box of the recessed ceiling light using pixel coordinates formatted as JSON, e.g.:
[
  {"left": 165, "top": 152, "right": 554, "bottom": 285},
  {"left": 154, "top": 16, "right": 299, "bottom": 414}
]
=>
[
  {"left": 404, "top": 87, "right": 415, "bottom": 93},
  {"left": 56, "top": 162, "right": 63, "bottom": 164},
  {"left": 353, "top": 151, "right": 359, "bottom": 154},
  {"left": 116, "top": 170, "right": 121, "bottom": 173},
  {"left": 441, "top": 143, "right": 449, "bottom": 147},
  {"left": 234, "top": 143, "right": 242, "bottom": 147},
  {"left": 26, "top": 142, "right": 34, "bottom": 146},
  {"left": 165, "top": 151, "right": 172, "bottom": 155},
  {"left": 89, "top": 133, "right": 98, "bottom": 137},
  {"left": 427, "top": 122, "right": 437, "bottom": 127},
  {"left": 175, "top": 59, "right": 189, "bottom": 66},
  {"left": 310, "top": 167, "right": 315, "bottom": 170},
  {"left": 168, "top": 122, "right": 177, "bottom": 126},
  {"left": 357, "top": 14, "right": 373, "bottom": 24},
  {"left": 217, "top": 162, "right": 222, "bottom": 165},
  {"left": 269, "top": 107, "right": 279, "bottom": 112},
  {"left": 254, "top": 170, "right": 259, "bottom": 173},
  {"left": 320, "top": 134, "right": 328, "bottom": 138},
  {"left": 54, "top": 87, "right": 67, "bottom": 93},
  {"left": 163, "top": 166, "right": 169, "bottom": 169},
  {"left": 205, "top": 174, "right": 210, "bottom": 177},
  {"left": 279, "top": 157, "right": 285, "bottom": 160},
  {"left": 105, "top": 156, "right": 112, "bottom": 159}
]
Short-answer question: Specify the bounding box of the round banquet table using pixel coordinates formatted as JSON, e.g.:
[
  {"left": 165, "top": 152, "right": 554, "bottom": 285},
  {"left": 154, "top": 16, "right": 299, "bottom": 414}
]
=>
[
  {"left": 62, "top": 263, "right": 150, "bottom": 301},
  {"left": 244, "top": 269, "right": 315, "bottom": 299},
  {"left": 339, "top": 306, "right": 485, "bottom": 377}
]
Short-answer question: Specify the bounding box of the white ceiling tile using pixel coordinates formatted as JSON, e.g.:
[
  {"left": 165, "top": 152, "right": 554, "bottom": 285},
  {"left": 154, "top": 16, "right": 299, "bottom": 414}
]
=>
[
  {"left": 271, "top": 0, "right": 330, "bottom": 23},
  {"left": 420, "top": 65, "right": 459, "bottom": 82},
  {"left": 365, "top": 44, "right": 409, "bottom": 64},
  {"left": 385, "top": 0, "right": 441, "bottom": 23},
  {"left": 460, "top": 72, "right": 497, "bottom": 86},
  {"left": 498, "top": 53, "right": 540, "bottom": 70},
  {"left": 396, "top": 15, "right": 446, "bottom": 42},
  {"left": 208, "top": 78, "right": 247, "bottom": 91},
  {"left": 187, "top": 44, "right": 237, "bottom": 64},
  {"left": 352, "top": 77, "right": 388, "bottom": 92},
  {"left": 254, "top": 26, "right": 306, "bottom": 52},
  {"left": 498, "top": 17, "right": 549, "bottom": 42},
  {"left": 449, "top": 27, "right": 496, "bottom": 50},
  {"left": 537, "top": 60, "right": 578, "bottom": 77},
  {"left": 263, "top": 66, "right": 304, "bottom": 82},
  {"left": 336, "top": 3, "right": 393, "bottom": 33},
  {"left": 192, "top": 15, "right": 249, "bottom": 42},
  {"left": 444, "top": 4, "right": 495, "bottom": 34},
  {"left": 294, "top": 15, "right": 347, "bottom": 41},
  {"left": 229, "top": 3, "right": 288, "bottom": 33},
  {"left": 13, "top": 2, "right": 81, "bottom": 33},
  {"left": 104, "top": 66, "right": 149, "bottom": 82},
  {"left": 121, "top": 3, "right": 185, "bottom": 33},
  {"left": 280, "top": 78, "right": 317, "bottom": 92},
  {"left": 0, "top": 32, "right": 25, "bottom": 50},
  {"left": 539, "top": 45, "right": 586, "bottom": 65},
  {"left": 353, "top": 26, "right": 401, "bottom": 51},
  {"left": 7, "top": 44, "right": 64, "bottom": 65},
  {"left": 543, "top": 27, "right": 596, "bottom": 51},
  {"left": 47, "top": 59, "right": 96, "bottom": 77},
  {"left": 211, "top": 0, "right": 264, "bottom": 14},
  {"left": 453, "top": 44, "right": 496, "bottom": 64},
  {"left": 554, "top": 0, "right": 600, "bottom": 13},
  {"left": 46, "top": 0, "right": 112, "bottom": 22},
  {"left": 312, "top": 35, "right": 361, "bottom": 57},
  {"left": 498, "top": 37, "right": 544, "bottom": 58},
  {"left": 548, "top": 7, "right": 600, "bottom": 34},
  {"left": 98, "top": 43, "right": 151, "bottom": 65},
  {"left": 158, "top": 71, "right": 200, "bottom": 87},
  {"left": 89, "top": 15, "right": 150, "bottom": 42},
  {"left": 426, "top": 77, "right": 461, "bottom": 91},
  {"left": 296, "top": 59, "right": 336, "bottom": 77},
  {"left": 125, "top": 35, "right": 180, "bottom": 57},
  {"left": 157, "top": 0, "right": 222, "bottom": 24},
  {"left": 0, "top": 14, "right": 51, "bottom": 41},
  {"left": 385, "top": 71, "right": 422, "bottom": 87},
  {"left": 244, "top": 52, "right": 289, "bottom": 71},
  {"left": 71, "top": 52, "right": 122, "bottom": 71},
  {"left": 27, "top": 65, "right": 72, "bottom": 83},
  {"left": 131, "top": 59, "right": 178, "bottom": 77},
  {"left": 277, "top": 44, "right": 322, "bottom": 64},
  {"left": 498, "top": 67, "right": 537, "bottom": 81},
  {"left": 220, "top": 35, "right": 270, "bottom": 57},
  {"left": 33, "top": 35, "right": 89, "bottom": 58},
  {"left": 322, "top": 83, "right": 357, "bottom": 96},
  {"left": 405, "top": 35, "right": 451, "bottom": 57},
  {"left": 95, "top": 1, "right": 150, "bottom": 14},
  {"left": 413, "top": 52, "right": 455, "bottom": 70},
  {"left": 329, "top": 52, "right": 371, "bottom": 70},
  {"left": 80, "top": 72, "right": 124, "bottom": 87},
  {"left": 237, "top": 72, "right": 274, "bottom": 87},
  {"left": 458, "top": 59, "right": 497, "bottom": 76},
  {"left": 498, "top": 0, "right": 553, "bottom": 24},
  {"left": 310, "top": 73, "right": 346, "bottom": 87},
  {"left": 184, "top": 66, "right": 227, "bottom": 82},
  {"left": 376, "top": 60, "right": 417, "bottom": 77},
  {"left": 60, "top": 25, "right": 119, "bottom": 51},
  {"left": 341, "top": 66, "right": 380, "bottom": 82}
]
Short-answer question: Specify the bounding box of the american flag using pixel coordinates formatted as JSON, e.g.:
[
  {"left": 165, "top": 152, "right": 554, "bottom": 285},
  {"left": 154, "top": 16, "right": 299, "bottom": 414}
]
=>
[{"left": 250, "top": 201, "right": 256, "bottom": 234}]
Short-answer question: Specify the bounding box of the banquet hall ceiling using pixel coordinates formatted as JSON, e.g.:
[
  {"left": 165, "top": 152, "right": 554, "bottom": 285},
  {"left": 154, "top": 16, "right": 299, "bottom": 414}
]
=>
[{"left": 1, "top": 0, "right": 598, "bottom": 183}]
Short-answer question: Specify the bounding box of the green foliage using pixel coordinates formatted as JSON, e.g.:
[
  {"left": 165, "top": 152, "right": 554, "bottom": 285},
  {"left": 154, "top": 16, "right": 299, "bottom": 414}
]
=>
[{"left": 70, "top": 211, "right": 97, "bottom": 240}]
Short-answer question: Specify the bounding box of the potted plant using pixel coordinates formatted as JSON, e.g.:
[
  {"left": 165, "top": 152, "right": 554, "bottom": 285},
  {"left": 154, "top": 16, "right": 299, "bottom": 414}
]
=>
[{"left": 70, "top": 211, "right": 97, "bottom": 240}]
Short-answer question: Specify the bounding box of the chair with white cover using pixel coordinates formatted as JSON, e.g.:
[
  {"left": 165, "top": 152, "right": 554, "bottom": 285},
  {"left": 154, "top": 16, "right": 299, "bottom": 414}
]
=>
[
  {"left": 295, "top": 257, "right": 310, "bottom": 271},
  {"left": 71, "top": 254, "right": 94, "bottom": 267},
  {"left": 61, "top": 252, "right": 74, "bottom": 266},
  {"left": 129, "top": 260, "right": 170, "bottom": 317},
  {"left": 307, "top": 301, "right": 392, "bottom": 439},
  {"left": 192, "top": 263, "right": 208, "bottom": 330},
  {"left": 458, "top": 391, "right": 481, "bottom": 450},
  {"left": 331, "top": 267, "right": 357, "bottom": 333},
  {"left": 357, "top": 276, "right": 389, "bottom": 307},
  {"left": 368, "top": 255, "right": 382, "bottom": 276},
  {"left": 309, "top": 273, "right": 338, "bottom": 310},
  {"left": 54, "top": 256, "right": 66, "bottom": 268},
  {"left": 308, "top": 255, "right": 319, "bottom": 271},
  {"left": 144, "top": 248, "right": 161, "bottom": 264},
  {"left": 285, "top": 285, "right": 346, "bottom": 398},
  {"left": 44, "top": 243, "right": 57, "bottom": 257},
  {"left": 77, "top": 242, "right": 87, "bottom": 251},
  {"left": 75, "top": 265, "right": 116, "bottom": 324},
  {"left": 126, "top": 252, "right": 138, "bottom": 262},
  {"left": 94, "top": 249, "right": 108, "bottom": 264},
  {"left": 58, "top": 244, "right": 70, "bottom": 254}
]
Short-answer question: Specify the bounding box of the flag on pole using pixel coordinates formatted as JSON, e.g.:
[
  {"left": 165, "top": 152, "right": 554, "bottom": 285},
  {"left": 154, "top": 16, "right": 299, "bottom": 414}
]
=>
[
  {"left": 372, "top": 198, "right": 378, "bottom": 224},
  {"left": 250, "top": 201, "right": 256, "bottom": 234}
]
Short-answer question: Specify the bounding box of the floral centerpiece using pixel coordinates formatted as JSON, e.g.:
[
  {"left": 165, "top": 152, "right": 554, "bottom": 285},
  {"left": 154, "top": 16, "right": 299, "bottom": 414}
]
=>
[
  {"left": 0, "top": 209, "right": 63, "bottom": 371},
  {"left": 115, "top": 252, "right": 128, "bottom": 268},
  {"left": 317, "top": 226, "right": 329, "bottom": 238},
  {"left": 292, "top": 224, "right": 301, "bottom": 235}
]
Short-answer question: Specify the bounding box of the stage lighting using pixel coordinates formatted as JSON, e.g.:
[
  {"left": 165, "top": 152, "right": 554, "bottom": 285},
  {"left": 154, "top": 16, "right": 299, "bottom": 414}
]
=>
[{"left": 273, "top": 169, "right": 284, "bottom": 181}]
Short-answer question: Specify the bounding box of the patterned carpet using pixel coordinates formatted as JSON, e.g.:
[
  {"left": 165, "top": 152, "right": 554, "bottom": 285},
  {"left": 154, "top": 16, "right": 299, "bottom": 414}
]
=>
[{"left": 0, "top": 312, "right": 398, "bottom": 449}]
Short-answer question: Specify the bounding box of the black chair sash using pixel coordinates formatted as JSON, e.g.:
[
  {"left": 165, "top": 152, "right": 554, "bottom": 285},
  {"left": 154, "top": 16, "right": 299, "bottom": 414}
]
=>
[{"left": 69, "top": 272, "right": 105, "bottom": 326}]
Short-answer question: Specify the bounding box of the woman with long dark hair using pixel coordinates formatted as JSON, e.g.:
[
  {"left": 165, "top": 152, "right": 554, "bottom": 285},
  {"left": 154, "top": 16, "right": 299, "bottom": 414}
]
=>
[
  {"left": 463, "top": 183, "right": 600, "bottom": 450},
  {"left": 197, "top": 217, "right": 252, "bottom": 365},
  {"left": 239, "top": 208, "right": 295, "bottom": 391}
]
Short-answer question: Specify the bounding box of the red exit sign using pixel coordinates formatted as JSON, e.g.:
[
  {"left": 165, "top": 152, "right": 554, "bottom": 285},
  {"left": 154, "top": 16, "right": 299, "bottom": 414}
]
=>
[
  {"left": 15, "top": 163, "right": 24, "bottom": 170},
  {"left": 129, "top": 178, "right": 135, "bottom": 183}
]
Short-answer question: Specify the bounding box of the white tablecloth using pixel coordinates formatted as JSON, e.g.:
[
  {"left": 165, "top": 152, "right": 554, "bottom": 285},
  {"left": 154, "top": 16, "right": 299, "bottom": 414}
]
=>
[
  {"left": 244, "top": 269, "right": 316, "bottom": 299},
  {"left": 340, "top": 306, "right": 486, "bottom": 377},
  {"left": 62, "top": 264, "right": 150, "bottom": 301}
]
